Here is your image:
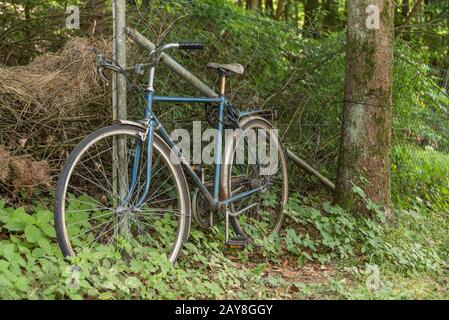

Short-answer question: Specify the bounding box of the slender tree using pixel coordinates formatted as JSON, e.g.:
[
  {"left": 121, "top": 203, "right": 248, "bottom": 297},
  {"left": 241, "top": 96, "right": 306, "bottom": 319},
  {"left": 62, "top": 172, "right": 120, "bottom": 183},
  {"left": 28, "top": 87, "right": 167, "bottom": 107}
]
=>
[
  {"left": 275, "top": 0, "right": 286, "bottom": 19},
  {"left": 402, "top": 0, "right": 409, "bottom": 20},
  {"left": 247, "top": 0, "right": 259, "bottom": 10},
  {"left": 334, "top": 0, "right": 395, "bottom": 216},
  {"left": 323, "top": 0, "right": 339, "bottom": 29},
  {"left": 446, "top": 0, "right": 449, "bottom": 94},
  {"left": 265, "top": 0, "right": 274, "bottom": 16},
  {"left": 294, "top": 0, "right": 299, "bottom": 27},
  {"left": 304, "top": 0, "right": 319, "bottom": 28},
  {"left": 284, "top": 0, "right": 290, "bottom": 21}
]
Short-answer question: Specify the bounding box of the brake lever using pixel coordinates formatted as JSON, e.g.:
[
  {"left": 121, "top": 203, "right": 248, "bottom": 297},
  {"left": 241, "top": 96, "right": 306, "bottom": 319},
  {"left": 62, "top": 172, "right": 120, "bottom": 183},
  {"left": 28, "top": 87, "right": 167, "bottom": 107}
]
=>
[
  {"left": 135, "top": 63, "right": 146, "bottom": 75},
  {"left": 97, "top": 65, "right": 109, "bottom": 86},
  {"left": 92, "top": 48, "right": 109, "bottom": 86}
]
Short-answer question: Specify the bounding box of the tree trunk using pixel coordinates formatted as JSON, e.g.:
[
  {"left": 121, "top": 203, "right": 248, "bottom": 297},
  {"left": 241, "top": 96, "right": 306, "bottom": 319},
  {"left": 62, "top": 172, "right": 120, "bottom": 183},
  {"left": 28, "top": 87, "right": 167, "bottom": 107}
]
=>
[
  {"left": 304, "top": 0, "right": 319, "bottom": 28},
  {"left": 24, "top": 1, "right": 32, "bottom": 37},
  {"left": 400, "top": 0, "right": 410, "bottom": 39},
  {"left": 265, "top": 0, "right": 274, "bottom": 16},
  {"left": 284, "top": 0, "right": 290, "bottom": 21},
  {"left": 334, "top": 0, "right": 394, "bottom": 216},
  {"left": 294, "top": 0, "right": 299, "bottom": 27},
  {"left": 323, "top": 0, "right": 338, "bottom": 29},
  {"left": 404, "top": 0, "right": 423, "bottom": 25},
  {"left": 446, "top": 1, "right": 449, "bottom": 94},
  {"left": 275, "top": 0, "right": 286, "bottom": 20},
  {"left": 247, "top": 0, "right": 259, "bottom": 10},
  {"left": 402, "top": 0, "right": 409, "bottom": 21}
]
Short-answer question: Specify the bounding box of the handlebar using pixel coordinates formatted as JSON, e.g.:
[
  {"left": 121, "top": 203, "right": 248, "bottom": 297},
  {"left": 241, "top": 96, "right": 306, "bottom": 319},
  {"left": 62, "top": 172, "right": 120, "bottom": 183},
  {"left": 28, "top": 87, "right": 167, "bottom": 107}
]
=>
[
  {"left": 179, "top": 42, "right": 204, "bottom": 50},
  {"left": 150, "top": 42, "right": 204, "bottom": 63},
  {"left": 92, "top": 41, "right": 204, "bottom": 83}
]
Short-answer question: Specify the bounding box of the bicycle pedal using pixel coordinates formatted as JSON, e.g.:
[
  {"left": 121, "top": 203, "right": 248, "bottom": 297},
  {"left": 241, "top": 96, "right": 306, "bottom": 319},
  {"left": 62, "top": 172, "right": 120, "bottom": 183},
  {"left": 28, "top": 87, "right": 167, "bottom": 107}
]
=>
[{"left": 224, "top": 236, "right": 248, "bottom": 250}]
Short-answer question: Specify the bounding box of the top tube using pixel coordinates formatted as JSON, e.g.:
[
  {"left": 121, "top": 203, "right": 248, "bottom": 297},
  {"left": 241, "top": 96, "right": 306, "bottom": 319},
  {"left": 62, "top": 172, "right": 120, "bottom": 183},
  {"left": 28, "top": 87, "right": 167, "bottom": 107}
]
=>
[{"left": 152, "top": 96, "right": 224, "bottom": 104}]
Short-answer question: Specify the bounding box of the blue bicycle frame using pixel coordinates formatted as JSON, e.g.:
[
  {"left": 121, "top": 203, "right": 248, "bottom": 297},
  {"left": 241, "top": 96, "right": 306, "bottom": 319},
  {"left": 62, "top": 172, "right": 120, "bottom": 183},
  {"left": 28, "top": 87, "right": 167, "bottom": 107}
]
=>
[{"left": 124, "top": 51, "right": 265, "bottom": 210}]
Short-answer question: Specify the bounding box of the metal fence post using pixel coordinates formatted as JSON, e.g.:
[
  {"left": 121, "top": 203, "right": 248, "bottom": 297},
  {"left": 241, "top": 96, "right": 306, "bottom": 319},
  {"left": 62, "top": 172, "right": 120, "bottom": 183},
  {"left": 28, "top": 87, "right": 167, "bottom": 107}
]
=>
[{"left": 113, "top": 0, "right": 128, "bottom": 232}]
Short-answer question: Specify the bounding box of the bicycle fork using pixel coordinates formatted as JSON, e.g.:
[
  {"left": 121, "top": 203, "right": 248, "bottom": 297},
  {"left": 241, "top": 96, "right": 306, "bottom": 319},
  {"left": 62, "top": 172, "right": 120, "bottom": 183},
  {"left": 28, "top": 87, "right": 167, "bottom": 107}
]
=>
[{"left": 121, "top": 121, "right": 156, "bottom": 209}]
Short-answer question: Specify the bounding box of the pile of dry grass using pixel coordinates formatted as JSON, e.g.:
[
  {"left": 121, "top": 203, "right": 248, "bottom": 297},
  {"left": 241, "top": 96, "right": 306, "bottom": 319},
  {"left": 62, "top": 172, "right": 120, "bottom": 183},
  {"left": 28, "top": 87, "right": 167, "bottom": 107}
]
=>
[
  {"left": 0, "top": 145, "right": 50, "bottom": 198},
  {"left": 0, "top": 37, "right": 112, "bottom": 176}
]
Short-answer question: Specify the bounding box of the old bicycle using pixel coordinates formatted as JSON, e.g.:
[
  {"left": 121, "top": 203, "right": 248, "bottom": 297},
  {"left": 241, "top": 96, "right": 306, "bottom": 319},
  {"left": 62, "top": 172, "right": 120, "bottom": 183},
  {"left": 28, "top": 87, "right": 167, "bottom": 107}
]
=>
[{"left": 54, "top": 42, "right": 288, "bottom": 262}]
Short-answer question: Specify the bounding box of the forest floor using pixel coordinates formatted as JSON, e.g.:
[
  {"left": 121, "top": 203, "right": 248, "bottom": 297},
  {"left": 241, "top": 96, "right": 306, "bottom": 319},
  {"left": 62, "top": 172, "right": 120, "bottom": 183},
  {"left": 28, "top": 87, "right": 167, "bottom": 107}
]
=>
[
  {"left": 0, "top": 195, "right": 449, "bottom": 300},
  {"left": 226, "top": 253, "right": 448, "bottom": 300}
]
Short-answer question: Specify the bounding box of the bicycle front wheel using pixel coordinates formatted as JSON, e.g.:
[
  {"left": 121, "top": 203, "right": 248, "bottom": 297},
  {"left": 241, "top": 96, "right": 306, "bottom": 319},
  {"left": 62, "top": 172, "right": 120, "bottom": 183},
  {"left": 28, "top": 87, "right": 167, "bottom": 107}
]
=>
[{"left": 54, "top": 124, "right": 190, "bottom": 263}]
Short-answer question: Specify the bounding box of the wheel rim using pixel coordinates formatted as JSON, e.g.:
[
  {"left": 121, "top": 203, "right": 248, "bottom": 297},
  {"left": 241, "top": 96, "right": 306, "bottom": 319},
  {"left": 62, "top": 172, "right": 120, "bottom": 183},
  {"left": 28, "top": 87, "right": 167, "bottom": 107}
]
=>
[
  {"left": 56, "top": 127, "right": 186, "bottom": 261},
  {"left": 224, "top": 120, "right": 288, "bottom": 244}
]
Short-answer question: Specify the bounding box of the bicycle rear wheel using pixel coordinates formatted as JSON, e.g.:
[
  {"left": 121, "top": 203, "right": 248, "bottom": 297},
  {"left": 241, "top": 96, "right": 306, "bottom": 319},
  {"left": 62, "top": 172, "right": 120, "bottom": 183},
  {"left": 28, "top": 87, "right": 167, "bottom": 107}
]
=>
[
  {"left": 54, "top": 124, "right": 190, "bottom": 262},
  {"left": 221, "top": 117, "right": 288, "bottom": 245}
]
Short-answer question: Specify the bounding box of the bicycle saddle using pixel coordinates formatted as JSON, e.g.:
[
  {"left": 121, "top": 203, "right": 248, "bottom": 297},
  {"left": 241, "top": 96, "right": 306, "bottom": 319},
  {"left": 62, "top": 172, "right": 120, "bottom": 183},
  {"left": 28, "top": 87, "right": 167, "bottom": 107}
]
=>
[{"left": 206, "top": 62, "right": 244, "bottom": 76}]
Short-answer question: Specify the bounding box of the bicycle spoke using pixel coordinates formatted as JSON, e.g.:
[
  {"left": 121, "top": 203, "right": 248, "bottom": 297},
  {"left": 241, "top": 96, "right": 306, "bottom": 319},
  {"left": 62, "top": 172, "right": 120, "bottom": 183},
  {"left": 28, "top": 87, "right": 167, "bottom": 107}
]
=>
[{"left": 57, "top": 127, "right": 186, "bottom": 262}]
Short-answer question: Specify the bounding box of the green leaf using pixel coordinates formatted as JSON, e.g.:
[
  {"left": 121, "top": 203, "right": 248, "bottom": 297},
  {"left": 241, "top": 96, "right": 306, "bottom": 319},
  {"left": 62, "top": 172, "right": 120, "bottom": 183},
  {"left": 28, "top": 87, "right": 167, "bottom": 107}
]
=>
[
  {"left": 0, "top": 259, "right": 9, "bottom": 271},
  {"left": 40, "top": 223, "right": 56, "bottom": 238},
  {"left": 36, "top": 210, "right": 52, "bottom": 225},
  {"left": 297, "top": 255, "right": 305, "bottom": 267},
  {"left": 32, "top": 248, "right": 44, "bottom": 258},
  {"left": 24, "top": 225, "right": 42, "bottom": 243},
  {"left": 98, "top": 291, "right": 114, "bottom": 300},
  {"left": 37, "top": 238, "right": 53, "bottom": 256},
  {"left": 1, "top": 243, "right": 15, "bottom": 261},
  {"left": 4, "top": 221, "right": 25, "bottom": 232},
  {"left": 13, "top": 208, "right": 35, "bottom": 224},
  {"left": 15, "top": 277, "right": 29, "bottom": 292},
  {"left": 302, "top": 251, "right": 313, "bottom": 261}
]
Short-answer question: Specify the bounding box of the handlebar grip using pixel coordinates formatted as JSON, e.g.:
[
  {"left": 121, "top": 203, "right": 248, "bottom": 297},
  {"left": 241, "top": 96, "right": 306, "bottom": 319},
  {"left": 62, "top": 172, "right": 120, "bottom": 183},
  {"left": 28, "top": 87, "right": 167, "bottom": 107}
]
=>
[{"left": 179, "top": 42, "right": 204, "bottom": 50}]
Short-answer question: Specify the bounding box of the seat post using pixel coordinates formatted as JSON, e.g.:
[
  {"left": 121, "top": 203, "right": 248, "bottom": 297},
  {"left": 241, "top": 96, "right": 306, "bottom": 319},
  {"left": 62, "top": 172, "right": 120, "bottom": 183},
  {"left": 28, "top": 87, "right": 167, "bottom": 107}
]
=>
[{"left": 219, "top": 75, "right": 226, "bottom": 96}]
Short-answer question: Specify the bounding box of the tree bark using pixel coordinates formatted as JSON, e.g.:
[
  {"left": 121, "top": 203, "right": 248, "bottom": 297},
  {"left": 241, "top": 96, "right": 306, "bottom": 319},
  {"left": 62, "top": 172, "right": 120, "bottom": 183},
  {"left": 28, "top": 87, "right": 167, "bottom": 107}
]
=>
[
  {"left": 400, "top": 0, "right": 410, "bottom": 39},
  {"left": 402, "top": 0, "right": 409, "bottom": 20},
  {"left": 265, "top": 0, "right": 274, "bottom": 16},
  {"left": 446, "top": 1, "right": 449, "bottom": 94},
  {"left": 304, "top": 0, "right": 319, "bottom": 28},
  {"left": 284, "top": 0, "right": 290, "bottom": 21},
  {"left": 334, "top": 0, "right": 394, "bottom": 216},
  {"left": 247, "top": 0, "right": 259, "bottom": 10},
  {"left": 275, "top": 0, "right": 286, "bottom": 20},
  {"left": 294, "top": 0, "right": 299, "bottom": 27},
  {"left": 323, "top": 0, "right": 338, "bottom": 29},
  {"left": 404, "top": 0, "right": 423, "bottom": 25}
]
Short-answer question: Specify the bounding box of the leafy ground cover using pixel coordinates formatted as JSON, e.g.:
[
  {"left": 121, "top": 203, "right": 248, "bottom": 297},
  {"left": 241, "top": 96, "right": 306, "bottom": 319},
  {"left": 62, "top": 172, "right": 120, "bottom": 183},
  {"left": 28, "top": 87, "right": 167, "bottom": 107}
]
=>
[{"left": 0, "top": 188, "right": 447, "bottom": 300}]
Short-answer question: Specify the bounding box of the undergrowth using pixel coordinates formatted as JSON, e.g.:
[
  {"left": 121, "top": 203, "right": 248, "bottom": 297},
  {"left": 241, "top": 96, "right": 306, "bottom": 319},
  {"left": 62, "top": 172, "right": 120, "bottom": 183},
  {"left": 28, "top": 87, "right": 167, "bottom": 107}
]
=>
[{"left": 0, "top": 191, "right": 447, "bottom": 299}]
